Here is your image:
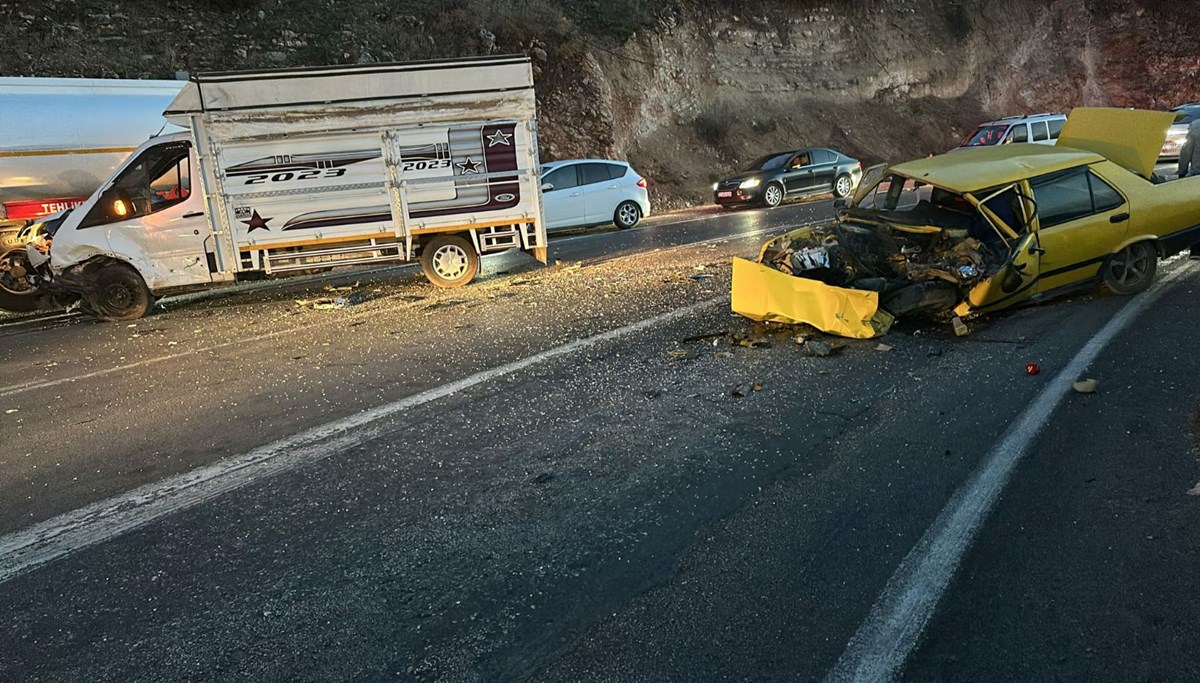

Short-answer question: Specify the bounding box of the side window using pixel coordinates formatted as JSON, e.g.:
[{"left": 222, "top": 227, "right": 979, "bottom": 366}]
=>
[
  {"left": 790, "top": 152, "right": 812, "bottom": 169},
  {"left": 580, "top": 163, "right": 611, "bottom": 186},
  {"left": 1032, "top": 168, "right": 1126, "bottom": 229},
  {"left": 79, "top": 142, "right": 192, "bottom": 228},
  {"left": 606, "top": 164, "right": 628, "bottom": 180},
  {"left": 1007, "top": 124, "right": 1029, "bottom": 143},
  {"left": 542, "top": 165, "right": 578, "bottom": 192},
  {"left": 1048, "top": 119, "right": 1065, "bottom": 140},
  {"left": 812, "top": 149, "right": 835, "bottom": 165},
  {"left": 1031, "top": 121, "right": 1050, "bottom": 142},
  {"left": 1088, "top": 172, "right": 1125, "bottom": 213},
  {"left": 151, "top": 155, "right": 191, "bottom": 211}
]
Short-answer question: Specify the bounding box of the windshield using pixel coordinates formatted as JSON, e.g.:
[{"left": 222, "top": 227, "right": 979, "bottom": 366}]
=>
[
  {"left": 745, "top": 153, "right": 793, "bottom": 171},
  {"left": 855, "top": 175, "right": 931, "bottom": 212},
  {"left": 961, "top": 125, "right": 1009, "bottom": 147}
]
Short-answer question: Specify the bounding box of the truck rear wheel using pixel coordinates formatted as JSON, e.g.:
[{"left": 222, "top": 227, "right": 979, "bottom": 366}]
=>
[
  {"left": 419, "top": 234, "right": 480, "bottom": 288},
  {"left": 88, "top": 263, "right": 153, "bottom": 321}
]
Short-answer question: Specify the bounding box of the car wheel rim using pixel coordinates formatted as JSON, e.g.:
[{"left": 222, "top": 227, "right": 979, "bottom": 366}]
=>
[
  {"left": 432, "top": 244, "right": 469, "bottom": 280},
  {"left": 837, "top": 177, "right": 851, "bottom": 196},
  {"left": 1111, "top": 246, "right": 1150, "bottom": 285},
  {"left": 106, "top": 283, "right": 134, "bottom": 311},
  {"left": 0, "top": 253, "right": 34, "bottom": 295},
  {"left": 619, "top": 205, "right": 638, "bottom": 225},
  {"left": 766, "top": 187, "right": 781, "bottom": 205}
]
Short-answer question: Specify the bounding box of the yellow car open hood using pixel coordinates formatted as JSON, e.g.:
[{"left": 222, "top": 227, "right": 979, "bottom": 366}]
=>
[{"left": 1057, "top": 107, "right": 1178, "bottom": 180}]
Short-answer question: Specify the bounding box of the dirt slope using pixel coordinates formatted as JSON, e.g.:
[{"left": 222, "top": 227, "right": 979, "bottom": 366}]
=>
[{"left": 1, "top": 0, "right": 1196, "bottom": 208}]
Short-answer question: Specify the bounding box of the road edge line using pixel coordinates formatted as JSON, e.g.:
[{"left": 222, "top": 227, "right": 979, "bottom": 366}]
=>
[
  {"left": 0, "top": 298, "right": 723, "bottom": 585},
  {"left": 826, "top": 260, "right": 1198, "bottom": 683}
]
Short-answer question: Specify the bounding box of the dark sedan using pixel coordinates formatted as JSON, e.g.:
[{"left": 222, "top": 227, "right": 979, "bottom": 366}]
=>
[{"left": 713, "top": 148, "right": 863, "bottom": 208}]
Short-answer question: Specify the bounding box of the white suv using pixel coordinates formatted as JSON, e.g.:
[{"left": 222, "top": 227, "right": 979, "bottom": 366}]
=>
[
  {"left": 955, "top": 113, "right": 1067, "bottom": 150},
  {"left": 540, "top": 160, "right": 651, "bottom": 231}
]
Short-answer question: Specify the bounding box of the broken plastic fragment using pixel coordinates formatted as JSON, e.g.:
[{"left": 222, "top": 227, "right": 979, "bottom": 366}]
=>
[
  {"left": 805, "top": 341, "right": 845, "bottom": 357},
  {"left": 952, "top": 316, "right": 970, "bottom": 337}
]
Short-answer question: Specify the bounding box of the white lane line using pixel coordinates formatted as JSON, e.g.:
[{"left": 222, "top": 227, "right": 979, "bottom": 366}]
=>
[
  {"left": 551, "top": 200, "right": 830, "bottom": 246},
  {"left": 0, "top": 311, "right": 80, "bottom": 331},
  {"left": 550, "top": 210, "right": 760, "bottom": 245},
  {"left": 0, "top": 298, "right": 722, "bottom": 585},
  {"left": 0, "top": 226, "right": 778, "bottom": 398},
  {"left": 826, "top": 260, "right": 1198, "bottom": 683}
]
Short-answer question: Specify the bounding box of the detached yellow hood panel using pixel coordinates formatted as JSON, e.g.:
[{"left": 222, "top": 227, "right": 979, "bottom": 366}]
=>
[
  {"left": 731, "top": 258, "right": 894, "bottom": 339},
  {"left": 1057, "top": 107, "right": 1177, "bottom": 179}
]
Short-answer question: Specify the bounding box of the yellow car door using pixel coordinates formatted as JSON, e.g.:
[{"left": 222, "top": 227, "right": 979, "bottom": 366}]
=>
[
  {"left": 1028, "top": 166, "right": 1129, "bottom": 293},
  {"left": 958, "top": 231, "right": 1042, "bottom": 315}
]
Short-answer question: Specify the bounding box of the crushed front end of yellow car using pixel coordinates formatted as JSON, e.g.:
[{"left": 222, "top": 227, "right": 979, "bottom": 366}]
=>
[{"left": 732, "top": 217, "right": 1003, "bottom": 338}]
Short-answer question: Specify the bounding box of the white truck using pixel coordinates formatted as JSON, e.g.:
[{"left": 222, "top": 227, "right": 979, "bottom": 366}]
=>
[{"left": 14, "top": 56, "right": 546, "bottom": 320}]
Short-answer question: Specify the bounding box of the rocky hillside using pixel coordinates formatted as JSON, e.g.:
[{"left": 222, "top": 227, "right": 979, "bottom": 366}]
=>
[{"left": 2, "top": 0, "right": 1197, "bottom": 208}]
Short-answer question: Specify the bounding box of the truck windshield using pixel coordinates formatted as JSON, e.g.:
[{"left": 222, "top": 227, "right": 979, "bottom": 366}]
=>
[{"left": 80, "top": 142, "right": 192, "bottom": 228}]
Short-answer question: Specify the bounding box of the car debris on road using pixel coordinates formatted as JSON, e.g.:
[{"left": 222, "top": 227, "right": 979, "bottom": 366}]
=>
[{"left": 732, "top": 108, "right": 1200, "bottom": 338}]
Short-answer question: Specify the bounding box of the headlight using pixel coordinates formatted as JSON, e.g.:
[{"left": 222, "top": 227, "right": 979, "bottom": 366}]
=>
[
  {"left": 739, "top": 178, "right": 761, "bottom": 189},
  {"left": 712, "top": 183, "right": 719, "bottom": 191}
]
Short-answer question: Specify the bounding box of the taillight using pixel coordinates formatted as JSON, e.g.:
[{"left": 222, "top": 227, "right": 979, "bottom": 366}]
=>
[
  {"left": 856, "top": 161, "right": 862, "bottom": 170},
  {"left": 637, "top": 177, "right": 648, "bottom": 188}
]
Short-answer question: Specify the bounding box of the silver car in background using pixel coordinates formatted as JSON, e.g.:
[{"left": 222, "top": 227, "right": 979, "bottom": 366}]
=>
[
  {"left": 540, "top": 159, "right": 651, "bottom": 230},
  {"left": 1161, "top": 104, "right": 1200, "bottom": 160}
]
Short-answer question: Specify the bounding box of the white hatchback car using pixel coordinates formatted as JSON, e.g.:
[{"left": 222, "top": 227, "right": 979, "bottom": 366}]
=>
[{"left": 540, "top": 159, "right": 651, "bottom": 230}]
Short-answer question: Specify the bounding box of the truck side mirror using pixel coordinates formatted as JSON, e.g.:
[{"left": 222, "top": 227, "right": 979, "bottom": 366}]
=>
[{"left": 833, "top": 199, "right": 848, "bottom": 209}]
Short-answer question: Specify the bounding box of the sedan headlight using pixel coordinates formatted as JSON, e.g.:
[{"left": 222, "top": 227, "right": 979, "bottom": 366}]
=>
[
  {"left": 712, "top": 183, "right": 719, "bottom": 191},
  {"left": 739, "top": 178, "right": 762, "bottom": 189}
]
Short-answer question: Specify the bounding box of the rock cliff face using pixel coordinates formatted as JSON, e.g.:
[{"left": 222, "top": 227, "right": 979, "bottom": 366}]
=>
[
  {"left": 2, "top": 0, "right": 1197, "bottom": 207},
  {"left": 548, "top": 0, "right": 1199, "bottom": 205}
]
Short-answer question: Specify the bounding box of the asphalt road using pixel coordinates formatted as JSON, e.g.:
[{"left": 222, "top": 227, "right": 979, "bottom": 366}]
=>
[{"left": 1, "top": 198, "right": 1198, "bottom": 682}]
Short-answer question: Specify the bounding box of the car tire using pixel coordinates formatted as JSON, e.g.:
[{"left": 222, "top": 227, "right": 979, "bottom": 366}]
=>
[
  {"left": 763, "top": 183, "right": 784, "bottom": 208},
  {"left": 0, "top": 248, "right": 44, "bottom": 313},
  {"left": 88, "top": 263, "right": 153, "bottom": 321},
  {"left": 420, "top": 234, "right": 480, "bottom": 288},
  {"left": 614, "top": 201, "right": 641, "bottom": 229},
  {"left": 833, "top": 174, "right": 853, "bottom": 199},
  {"left": 1101, "top": 241, "right": 1158, "bottom": 296}
]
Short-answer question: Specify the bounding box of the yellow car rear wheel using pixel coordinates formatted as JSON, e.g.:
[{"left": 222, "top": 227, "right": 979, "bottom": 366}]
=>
[{"left": 1101, "top": 242, "right": 1158, "bottom": 296}]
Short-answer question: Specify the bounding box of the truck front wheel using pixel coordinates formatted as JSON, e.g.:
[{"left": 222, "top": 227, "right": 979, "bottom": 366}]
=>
[
  {"left": 88, "top": 264, "right": 153, "bottom": 321},
  {"left": 419, "top": 234, "right": 480, "bottom": 288},
  {"left": 0, "top": 249, "right": 44, "bottom": 313}
]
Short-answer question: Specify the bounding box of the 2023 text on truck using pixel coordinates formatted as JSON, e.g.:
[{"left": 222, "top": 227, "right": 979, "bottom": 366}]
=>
[{"left": 11, "top": 55, "right": 547, "bottom": 320}]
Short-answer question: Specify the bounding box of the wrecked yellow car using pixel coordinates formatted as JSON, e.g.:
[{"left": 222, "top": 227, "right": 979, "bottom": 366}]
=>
[{"left": 733, "top": 108, "right": 1200, "bottom": 338}]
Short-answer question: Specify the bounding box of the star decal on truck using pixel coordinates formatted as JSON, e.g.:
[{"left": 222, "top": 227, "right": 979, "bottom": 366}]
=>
[
  {"left": 486, "top": 129, "right": 513, "bottom": 147},
  {"left": 456, "top": 157, "right": 481, "bottom": 174},
  {"left": 242, "top": 210, "right": 273, "bottom": 232}
]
